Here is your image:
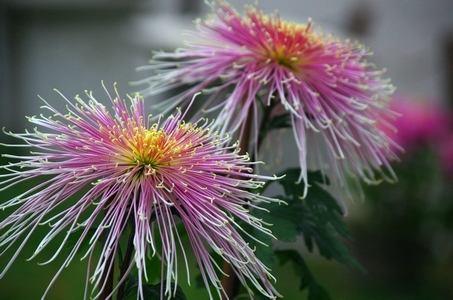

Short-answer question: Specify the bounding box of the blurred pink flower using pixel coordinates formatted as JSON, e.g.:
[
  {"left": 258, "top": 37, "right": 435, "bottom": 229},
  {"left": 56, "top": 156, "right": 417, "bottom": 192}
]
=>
[
  {"left": 0, "top": 86, "right": 282, "bottom": 299},
  {"left": 385, "top": 95, "right": 451, "bottom": 150},
  {"left": 136, "top": 0, "right": 398, "bottom": 196},
  {"left": 383, "top": 94, "right": 453, "bottom": 178}
]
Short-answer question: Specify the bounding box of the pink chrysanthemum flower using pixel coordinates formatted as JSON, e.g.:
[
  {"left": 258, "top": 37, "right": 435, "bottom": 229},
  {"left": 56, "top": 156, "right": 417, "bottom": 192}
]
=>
[
  {"left": 0, "top": 85, "right": 282, "bottom": 299},
  {"left": 135, "top": 0, "right": 399, "bottom": 197},
  {"left": 382, "top": 95, "right": 451, "bottom": 151},
  {"left": 381, "top": 95, "right": 453, "bottom": 178}
]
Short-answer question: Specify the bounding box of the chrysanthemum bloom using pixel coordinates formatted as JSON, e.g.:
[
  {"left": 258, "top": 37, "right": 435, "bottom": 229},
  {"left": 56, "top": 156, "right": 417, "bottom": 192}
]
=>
[
  {"left": 381, "top": 95, "right": 453, "bottom": 178},
  {"left": 0, "top": 85, "right": 282, "bottom": 299},
  {"left": 382, "top": 95, "right": 451, "bottom": 151},
  {"left": 135, "top": 0, "right": 399, "bottom": 197}
]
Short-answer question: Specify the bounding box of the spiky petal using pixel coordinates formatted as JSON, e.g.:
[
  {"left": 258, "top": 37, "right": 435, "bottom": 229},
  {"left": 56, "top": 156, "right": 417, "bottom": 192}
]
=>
[
  {"left": 0, "top": 85, "right": 282, "bottom": 299},
  {"left": 135, "top": 0, "right": 399, "bottom": 197}
]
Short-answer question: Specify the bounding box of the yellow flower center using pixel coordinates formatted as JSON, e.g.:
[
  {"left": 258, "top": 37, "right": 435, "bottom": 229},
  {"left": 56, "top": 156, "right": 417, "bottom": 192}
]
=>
[
  {"left": 245, "top": 10, "right": 325, "bottom": 73},
  {"left": 127, "top": 126, "right": 172, "bottom": 168},
  {"left": 104, "top": 120, "right": 180, "bottom": 173}
]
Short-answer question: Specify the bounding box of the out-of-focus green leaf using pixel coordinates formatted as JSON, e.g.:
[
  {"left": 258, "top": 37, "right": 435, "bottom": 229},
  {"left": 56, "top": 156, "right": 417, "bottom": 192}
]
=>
[
  {"left": 123, "top": 275, "right": 187, "bottom": 300},
  {"left": 252, "top": 203, "right": 298, "bottom": 243},
  {"left": 275, "top": 249, "right": 331, "bottom": 300},
  {"left": 261, "top": 168, "right": 363, "bottom": 271}
]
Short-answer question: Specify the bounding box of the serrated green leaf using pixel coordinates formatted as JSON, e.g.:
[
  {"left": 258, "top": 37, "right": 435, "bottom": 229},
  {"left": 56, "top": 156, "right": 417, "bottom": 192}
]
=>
[
  {"left": 252, "top": 204, "right": 297, "bottom": 243},
  {"left": 261, "top": 168, "right": 363, "bottom": 271},
  {"left": 307, "top": 284, "right": 332, "bottom": 300},
  {"left": 303, "top": 185, "right": 351, "bottom": 240},
  {"left": 238, "top": 219, "right": 276, "bottom": 268},
  {"left": 275, "top": 249, "right": 331, "bottom": 299}
]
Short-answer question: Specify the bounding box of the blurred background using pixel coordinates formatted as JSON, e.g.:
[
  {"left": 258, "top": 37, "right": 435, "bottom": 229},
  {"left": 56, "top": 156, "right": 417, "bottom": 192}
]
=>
[{"left": 1, "top": 0, "right": 453, "bottom": 299}]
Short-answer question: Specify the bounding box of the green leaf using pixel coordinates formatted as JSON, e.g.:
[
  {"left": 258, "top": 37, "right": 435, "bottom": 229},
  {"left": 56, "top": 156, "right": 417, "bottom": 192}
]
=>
[
  {"left": 275, "top": 249, "right": 331, "bottom": 300},
  {"left": 262, "top": 168, "right": 363, "bottom": 271},
  {"left": 123, "top": 275, "right": 187, "bottom": 300},
  {"left": 234, "top": 218, "right": 276, "bottom": 268},
  {"left": 260, "top": 113, "right": 292, "bottom": 136},
  {"left": 252, "top": 204, "right": 298, "bottom": 243}
]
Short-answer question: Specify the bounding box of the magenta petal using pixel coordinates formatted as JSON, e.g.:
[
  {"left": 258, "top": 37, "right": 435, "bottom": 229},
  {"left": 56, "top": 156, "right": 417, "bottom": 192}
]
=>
[
  {"left": 0, "top": 84, "right": 282, "bottom": 299},
  {"left": 136, "top": 0, "right": 400, "bottom": 199}
]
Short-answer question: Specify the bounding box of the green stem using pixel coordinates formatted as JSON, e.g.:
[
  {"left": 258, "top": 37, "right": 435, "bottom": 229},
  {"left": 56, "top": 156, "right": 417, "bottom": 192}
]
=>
[
  {"left": 100, "top": 208, "right": 115, "bottom": 300},
  {"left": 116, "top": 222, "right": 136, "bottom": 300},
  {"left": 253, "top": 101, "right": 276, "bottom": 162},
  {"left": 221, "top": 104, "right": 254, "bottom": 300},
  {"left": 100, "top": 250, "right": 115, "bottom": 300},
  {"left": 220, "top": 99, "right": 278, "bottom": 299}
]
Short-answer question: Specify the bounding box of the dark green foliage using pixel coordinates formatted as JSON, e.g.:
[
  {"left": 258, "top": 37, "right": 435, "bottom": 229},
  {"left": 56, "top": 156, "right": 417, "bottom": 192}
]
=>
[
  {"left": 241, "top": 168, "right": 364, "bottom": 298},
  {"left": 122, "top": 275, "right": 187, "bottom": 300},
  {"left": 242, "top": 218, "right": 278, "bottom": 267},
  {"left": 275, "top": 249, "right": 331, "bottom": 300},
  {"left": 259, "top": 113, "right": 292, "bottom": 140},
  {"left": 259, "top": 168, "right": 363, "bottom": 270}
]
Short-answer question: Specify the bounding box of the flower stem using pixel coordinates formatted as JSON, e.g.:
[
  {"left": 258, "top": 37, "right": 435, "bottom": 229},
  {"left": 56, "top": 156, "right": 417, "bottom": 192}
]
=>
[
  {"left": 253, "top": 102, "right": 275, "bottom": 162},
  {"left": 100, "top": 232, "right": 115, "bottom": 300},
  {"left": 116, "top": 222, "right": 136, "bottom": 300},
  {"left": 220, "top": 99, "right": 278, "bottom": 299},
  {"left": 221, "top": 105, "right": 253, "bottom": 300},
  {"left": 100, "top": 198, "right": 115, "bottom": 300}
]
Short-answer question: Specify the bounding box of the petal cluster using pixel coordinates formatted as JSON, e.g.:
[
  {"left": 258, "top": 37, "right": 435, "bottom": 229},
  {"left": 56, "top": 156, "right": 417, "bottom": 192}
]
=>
[
  {"left": 382, "top": 95, "right": 451, "bottom": 151},
  {"left": 0, "top": 86, "right": 281, "bottom": 299},
  {"left": 136, "top": 0, "right": 399, "bottom": 197},
  {"left": 382, "top": 94, "right": 453, "bottom": 177}
]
